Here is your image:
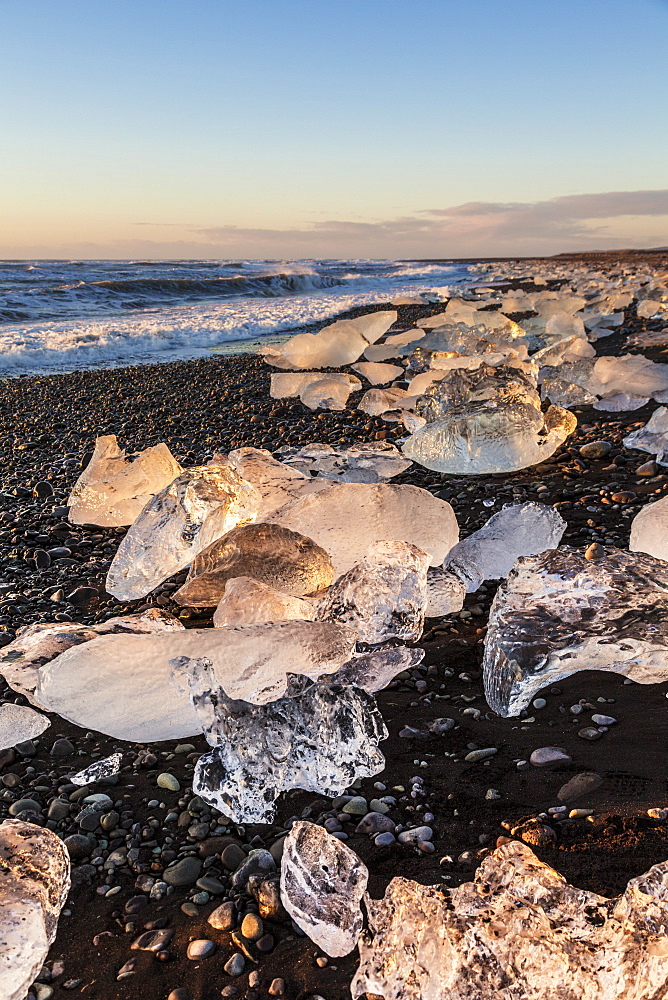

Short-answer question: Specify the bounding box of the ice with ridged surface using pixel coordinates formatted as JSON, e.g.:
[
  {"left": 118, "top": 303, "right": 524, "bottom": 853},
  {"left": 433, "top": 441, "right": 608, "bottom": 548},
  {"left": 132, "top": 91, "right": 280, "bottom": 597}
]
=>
[
  {"left": 444, "top": 502, "right": 567, "bottom": 592},
  {"left": 0, "top": 608, "right": 185, "bottom": 703},
  {"left": 106, "top": 461, "right": 261, "bottom": 600},
  {"left": 322, "top": 646, "right": 424, "bottom": 692},
  {"left": 318, "top": 540, "right": 429, "bottom": 644},
  {"left": 260, "top": 311, "right": 397, "bottom": 369},
  {"left": 267, "top": 483, "right": 458, "bottom": 576},
  {"left": 171, "top": 656, "right": 387, "bottom": 824},
  {"left": 225, "top": 447, "right": 332, "bottom": 518},
  {"left": 483, "top": 546, "right": 668, "bottom": 718},
  {"left": 0, "top": 704, "right": 50, "bottom": 750},
  {"left": 0, "top": 819, "right": 71, "bottom": 1000},
  {"left": 352, "top": 840, "right": 668, "bottom": 1000},
  {"left": 425, "top": 568, "right": 467, "bottom": 616},
  {"left": 213, "top": 577, "right": 316, "bottom": 627},
  {"left": 174, "top": 522, "right": 334, "bottom": 606},
  {"left": 630, "top": 495, "right": 668, "bottom": 562},
  {"left": 280, "top": 821, "right": 369, "bottom": 957},
  {"left": 25, "top": 620, "right": 357, "bottom": 741},
  {"left": 68, "top": 434, "right": 182, "bottom": 527},
  {"left": 299, "top": 373, "right": 361, "bottom": 410},
  {"left": 624, "top": 407, "right": 668, "bottom": 464}
]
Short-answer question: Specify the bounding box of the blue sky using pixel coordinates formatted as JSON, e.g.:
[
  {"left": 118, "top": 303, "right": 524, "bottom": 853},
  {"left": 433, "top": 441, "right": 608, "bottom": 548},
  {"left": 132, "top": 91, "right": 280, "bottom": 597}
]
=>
[{"left": 1, "top": 0, "right": 667, "bottom": 258}]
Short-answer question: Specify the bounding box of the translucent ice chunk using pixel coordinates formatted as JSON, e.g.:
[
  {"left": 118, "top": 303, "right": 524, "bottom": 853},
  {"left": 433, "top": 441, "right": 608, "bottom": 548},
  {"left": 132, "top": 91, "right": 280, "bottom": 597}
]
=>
[
  {"left": 225, "top": 446, "right": 332, "bottom": 519},
  {"left": 0, "top": 820, "right": 71, "bottom": 1000},
  {"left": 174, "top": 522, "right": 334, "bottom": 606},
  {"left": 483, "top": 546, "right": 668, "bottom": 717},
  {"left": 281, "top": 821, "right": 369, "bottom": 957},
  {"left": 352, "top": 840, "right": 668, "bottom": 1000},
  {"left": 71, "top": 752, "right": 123, "bottom": 786},
  {"left": 68, "top": 435, "right": 182, "bottom": 527},
  {"left": 0, "top": 704, "right": 50, "bottom": 751},
  {"left": 318, "top": 540, "right": 429, "bottom": 644},
  {"left": 267, "top": 483, "right": 458, "bottom": 576},
  {"left": 171, "top": 656, "right": 387, "bottom": 824},
  {"left": 590, "top": 354, "right": 668, "bottom": 400},
  {"left": 444, "top": 502, "right": 566, "bottom": 592},
  {"left": 31, "top": 621, "right": 357, "bottom": 741},
  {"left": 425, "top": 568, "right": 466, "bottom": 616},
  {"left": 106, "top": 461, "right": 261, "bottom": 601},
  {"left": 322, "top": 646, "right": 425, "bottom": 692},
  {"left": 300, "top": 374, "right": 361, "bottom": 410},
  {"left": 351, "top": 362, "right": 405, "bottom": 385},
  {"left": 270, "top": 372, "right": 335, "bottom": 398},
  {"left": 213, "top": 577, "right": 317, "bottom": 627},
  {"left": 623, "top": 407, "right": 668, "bottom": 464},
  {"left": 630, "top": 495, "right": 668, "bottom": 562},
  {"left": 595, "top": 392, "right": 649, "bottom": 412},
  {"left": 261, "top": 312, "right": 397, "bottom": 369},
  {"left": 358, "top": 387, "right": 409, "bottom": 416}
]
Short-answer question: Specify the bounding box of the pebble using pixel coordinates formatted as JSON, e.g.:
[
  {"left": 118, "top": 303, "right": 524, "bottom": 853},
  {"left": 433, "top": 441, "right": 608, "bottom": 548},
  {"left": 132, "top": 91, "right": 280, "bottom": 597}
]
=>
[
  {"left": 532, "top": 698, "right": 547, "bottom": 709},
  {"left": 368, "top": 797, "right": 390, "bottom": 814},
  {"left": 50, "top": 738, "right": 75, "bottom": 756},
  {"left": 591, "top": 713, "right": 616, "bottom": 725},
  {"left": 569, "top": 808, "right": 593, "bottom": 819},
  {"left": 397, "top": 825, "right": 433, "bottom": 845},
  {"left": 374, "top": 832, "right": 396, "bottom": 846},
  {"left": 648, "top": 808, "right": 668, "bottom": 820},
  {"left": 558, "top": 772, "right": 603, "bottom": 803},
  {"left": 529, "top": 746, "right": 572, "bottom": 768},
  {"left": 464, "top": 748, "right": 497, "bottom": 763},
  {"left": 241, "top": 913, "right": 264, "bottom": 941},
  {"left": 157, "top": 772, "right": 181, "bottom": 791},
  {"left": 187, "top": 939, "right": 215, "bottom": 960},
  {"left": 167, "top": 991, "right": 190, "bottom": 1000},
  {"left": 230, "top": 849, "right": 276, "bottom": 888},
  {"left": 63, "top": 834, "right": 92, "bottom": 860},
  {"left": 341, "top": 795, "right": 368, "bottom": 815},
  {"left": 224, "top": 953, "right": 245, "bottom": 977},
  {"left": 9, "top": 798, "right": 42, "bottom": 817},
  {"left": 208, "top": 900, "right": 236, "bottom": 931},
  {"left": 579, "top": 441, "right": 612, "bottom": 459},
  {"left": 355, "top": 812, "right": 395, "bottom": 835},
  {"left": 268, "top": 978, "right": 285, "bottom": 996},
  {"left": 163, "top": 856, "right": 202, "bottom": 886},
  {"left": 578, "top": 727, "right": 603, "bottom": 741},
  {"left": 221, "top": 843, "right": 246, "bottom": 870}
]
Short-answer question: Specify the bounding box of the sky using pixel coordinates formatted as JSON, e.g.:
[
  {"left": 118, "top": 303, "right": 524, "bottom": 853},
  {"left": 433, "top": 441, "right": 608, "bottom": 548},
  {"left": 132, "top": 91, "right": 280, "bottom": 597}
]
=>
[{"left": 1, "top": 0, "right": 667, "bottom": 259}]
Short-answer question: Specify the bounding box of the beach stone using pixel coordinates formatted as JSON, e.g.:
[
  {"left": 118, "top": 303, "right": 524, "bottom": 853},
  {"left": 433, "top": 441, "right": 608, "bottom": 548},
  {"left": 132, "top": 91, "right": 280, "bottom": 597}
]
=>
[
  {"left": 240, "top": 913, "right": 264, "bottom": 941},
  {"left": 529, "top": 747, "right": 572, "bottom": 769},
  {"left": 464, "top": 748, "right": 497, "bottom": 763},
  {"left": 268, "top": 979, "right": 285, "bottom": 997},
  {"left": 397, "top": 826, "right": 433, "bottom": 845},
  {"left": 355, "top": 813, "right": 395, "bottom": 835},
  {"left": 374, "top": 832, "right": 396, "bottom": 847},
  {"left": 63, "top": 834, "right": 92, "bottom": 859},
  {"left": 187, "top": 939, "right": 215, "bottom": 960},
  {"left": 50, "top": 738, "right": 74, "bottom": 756},
  {"left": 578, "top": 727, "right": 603, "bottom": 741},
  {"left": 230, "top": 850, "right": 276, "bottom": 888},
  {"left": 224, "top": 953, "right": 245, "bottom": 977},
  {"left": 8, "top": 798, "right": 42, "bottom": 817},
  {"left": 47, "top": 799, "right": 70, "bottom": 822},
  {"left": 131, "top": 928, "right": 174, "bottom": 952},
  {"left": 167, "top": 991, "right": 190, "bottom": 1000},
  {"left": 342, "top": 796, "right": 369, "bottom": 815},
  {"left": 163, "top": 856, "right": 202, "bottom": 887},
  {"left": 591, "top": 714, "right": 616, "bottom": 726},
  {"left": 558, "top": 772, "right": 604, "bottom": 803},
  {"left": 157, "top": 773, "right": 180, "bottom": 791},
  {"left": 195, "top": 876, "right": 225, "bottom": 895},
  {"left": 208, "top": 901, "right": 236, "bottom": 931},
  {"left": 221, "top": 843, "right": 247, "bottom": 870},
  {"left": 579, "top": 441, "right": 612, "bottom": 459}
]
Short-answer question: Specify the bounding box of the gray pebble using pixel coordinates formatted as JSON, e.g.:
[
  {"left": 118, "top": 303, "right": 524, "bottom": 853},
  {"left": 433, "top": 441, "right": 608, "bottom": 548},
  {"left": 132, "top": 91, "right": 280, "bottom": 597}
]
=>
[
  {"left": 208, "top": 900, "right": 236, "bottom": 931},
  {"left": 224, "top": 953, "right": 245, "bottom": 977},
  {"left": 464, "top": 748, "right": 497, "bottom": 763},
  {"left": 163, "top": 856, "right": 202, "bottom": 887},
  {"left": 187, "top": 939, "right": 215, "bottom": 960}
]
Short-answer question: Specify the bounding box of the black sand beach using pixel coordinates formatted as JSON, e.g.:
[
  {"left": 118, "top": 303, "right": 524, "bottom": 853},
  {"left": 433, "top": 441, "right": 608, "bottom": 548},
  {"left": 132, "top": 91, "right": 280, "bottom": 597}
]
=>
[{"left": 2, "top": 255, "right": 668, "bottom": 1000}]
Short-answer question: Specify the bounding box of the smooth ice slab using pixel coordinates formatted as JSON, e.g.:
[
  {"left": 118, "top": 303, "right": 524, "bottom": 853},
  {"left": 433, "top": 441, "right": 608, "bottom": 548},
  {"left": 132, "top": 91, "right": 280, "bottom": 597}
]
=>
[
  {"left": 0, "top": 820, "right": 70, "bottom": 1000},
  {"left": 351, "top": 362, "right": 405, "bottom": 385},
  {"left": 630, "top": 495, "right": 668, "bottom": 562},
  {"left": 68, "top": 435, "right": 182, "bottom": 527},
  {"left": 225, "top": 447, "right": 332, "bottom": 519},
  {"left": 172, "top": 656, "right": 387, "bottom": 824},
  {"left": 174, "top": 522, "right": 334, "bottom": 606},
  {"left": 483, "top": 546, "right": 668, "bottom": 717},
  {"left": 267, "top": 483, "right": 458, "bottom": 576},
  {"left": 624, "top": 407, "right": 668, "bottom": 465},
  {"left": 0, "top": 704, "right": 50, "bottom": 750},
  {"left": 261, "top": 312, "right": 397, "bottom": 369},
  {"left": 106, "top": 461, "right": 261, "bottom": 601},
  {"left": 318, "top": 540, "right": 429, "bottom": 644},
  {"left": 281, "top": 821, "right": 369, "bottom": 957},
  {"left": 352, "top": 840, "right": 668, "bottom": 1000},
  {"left": 270, "top": 372, "right": 336, "bottom": 398},
  {"left": 31, "top": 621, "right": 358, "bottom": 741},
  {"left": 0, "top": 609, "right": 185, "bottom": 703},
  {"left": 213, "top": 577, "right": 316, "bottom": 627},
  {"left": 444, "top": 502, "right": 566, "bottom": 592},
  {"left": 299, "top": 374, "right": 361, "bottom": 410}
]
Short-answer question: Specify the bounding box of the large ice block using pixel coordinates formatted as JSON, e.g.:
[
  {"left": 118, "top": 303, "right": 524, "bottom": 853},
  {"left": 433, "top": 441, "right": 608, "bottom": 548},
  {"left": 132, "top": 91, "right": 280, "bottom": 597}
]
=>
[
  {"left": 225, "top": 446, "right": 332, "bottom": 518},
  {"left": 260, "top": 311, "right": 397, "bottom": 369},
  {"left": 299, "top": 373, "right": 362, "bottom": 410},
  {"left": 213, "top": 577, "right": 317, "bottom": 627},
  {"left": 630, "top": 495, "right": 668, "bottom": 562}
]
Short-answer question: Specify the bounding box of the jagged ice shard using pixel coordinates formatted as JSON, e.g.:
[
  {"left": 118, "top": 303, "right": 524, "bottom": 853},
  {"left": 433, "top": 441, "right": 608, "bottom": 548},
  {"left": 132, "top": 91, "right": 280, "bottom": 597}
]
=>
[
  {"left": 299, "top": 373, "right": 362, "bottom": 410},
  {"left": 67, "top": 434, "right": 182, "bottom": 527},
  {"left": 267, "top": 483, "right": 458, "bottom": 577},
  {"left": 174, "top": 522, "right": 334, "bottom": 606},
  {"left": 630, "top": 495, "right": 668, "bottom": 562},
  {"left": 260, "top": 311, "right": 397, "bottom": 369},
  {"left": 0, "top": 820, "right": 71, "bottom": 1000},
  {"left": 322, "top": 646, "right": 425, "bottom": 693},
  {"left": 352, "top": 840, "right": 668, "bottom": 1000},
  {"left": 402, "top": 363, "right": 576, "bottom": 474},
  {"left": 106, "top": 461, "right": 261, "bottom": 600},
  {"left": 280, "top": 821, "right": 369, "bottom": 957},
  {"left": 171, "top": 656, "right": 387, "bottom": 824},
  {"left": 318, "top": 540, "right": 429, "bottom": 644},
  {"left": 444, "top": 502, "right": 567, "bottom": 592},
  {"left": 225, "top": 447, "right": 332, "bottom": 518},
  {"left": 624, "top": 407, "right": 668, "bottom": 465},
  {"left": 483, "top": 546, "right": 668, "bottom": 718},
  {"left": 28, "top": 620, "right": 357, "bottom": 742}
]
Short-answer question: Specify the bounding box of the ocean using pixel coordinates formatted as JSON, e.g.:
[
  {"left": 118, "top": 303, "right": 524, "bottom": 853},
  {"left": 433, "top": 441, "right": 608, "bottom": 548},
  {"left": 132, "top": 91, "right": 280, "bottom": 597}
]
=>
[{"left": 0, "top": 258, "right": 478, "bottom": 375}]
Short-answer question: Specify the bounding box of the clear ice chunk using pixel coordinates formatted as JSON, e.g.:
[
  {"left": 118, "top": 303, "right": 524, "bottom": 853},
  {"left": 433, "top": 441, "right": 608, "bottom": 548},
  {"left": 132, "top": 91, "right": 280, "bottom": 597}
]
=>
[
  {"left": 322, "top": 646, "right": 425, "bottom": 692},
  {"left": 425, "top": 568, "right": 466, "bottom": 616},
  {"left": 483, "top": 546, "right": 668, "bottom": 717},
  {"left": 630, "top": 495, "right": 668, "bottom": 562},
  {"left": 267, "top": 483, "right": 458, "bottom": 576},
  {"left": 171, "top": 656, "right": 387, "bottom": 824},
  {"left": 71, "top": 752, "right": 123, "bottom": 786},
  {"left": 0, "top": 704, "right": 50, "bottom": 750},
  {"left": 174, "top": 522, "right": 334, "bottom": 606},
  {"left": 280, "top": 821, "right": 369, "bottom": 957},
  {"left": 299, "top": 373, "right": 361, "bottom": 411},
  {"left": 270, "top": 372, "right": 337, "bottom": 398},
  {"left": 106, "top": 461, "right": 261, "bottom": 601},
  {"left": 358, "top": 387, "right": 409, "bottom": 416},
  {"left": 0, "top": 819, "right": 70, "bottom": 1000},
  {"left": 595, "top": 392, "right": 649, "bottom": 412},
  {"left": 30, "top": 621, "right": 358, "bottom": 741},
  {"left": 317, "top": 540, "right": 429, "bottom": 644},
  {"left": 352, "top": 840, "right": 668, "bottom": 1000},
  {"left": 351, "top": 362, "right": 405, "bottom": 385},
  {"left": 0, "top": 608, "right": 185, "bottom": 703},
  {"left": 68, "top": 434, "right": 182, "bottom": 527},
  {"left": 260, "top": 312, "right": 397, "bottom": 369},
  {"left": 213, "top": 577, "right": 317, "bottom": 627},
  {"left": 444, "top": 502, "right": 566, "bottom": 592},
  {"left": 590, "top": 354, "right": 668, "bottom": 400},
  {"left": 225, "top": 446, "right": 332, "bottom": 519},
  {"left": 623, "top": 407, "right": 668, "bottom": 464}
]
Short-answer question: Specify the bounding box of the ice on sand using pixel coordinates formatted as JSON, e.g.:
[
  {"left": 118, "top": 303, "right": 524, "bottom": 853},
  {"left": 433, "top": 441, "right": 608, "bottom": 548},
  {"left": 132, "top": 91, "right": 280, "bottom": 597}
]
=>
[{"left": 260, "top": 311, "right": 397, "bottom": 369}]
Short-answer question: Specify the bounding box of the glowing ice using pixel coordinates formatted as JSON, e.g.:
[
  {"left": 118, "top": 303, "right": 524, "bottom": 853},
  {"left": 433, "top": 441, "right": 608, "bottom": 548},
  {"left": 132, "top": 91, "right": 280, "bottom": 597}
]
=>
[
  {"left": 213, "top": 577, "right": 316, "bottom": 627},
  {"left": 225, "top": 447, "right": 332, "bottom": 519},
  {"left": 351, "top": 362, "right": 405, "bottom": 385},
  {"left": 630, "top": 495, "right": 668, "bottom": 562},
  {"left": 260, "top": 311, "right": 397, "bottom": 369},
  {"left": 299, "top": 373, "right": 361, "bottom": 410},
  {"left": 71, "top": 752, "right": 123, "bottom": 786}
]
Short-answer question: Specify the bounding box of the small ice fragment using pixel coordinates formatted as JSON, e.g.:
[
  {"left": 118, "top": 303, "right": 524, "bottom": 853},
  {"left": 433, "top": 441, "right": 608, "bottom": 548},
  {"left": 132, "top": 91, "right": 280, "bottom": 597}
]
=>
[
  {"left": 0, "top": 704, "right": 50, "bottom": 750},
  {"left": 71, "top": 752, "right": 123, "bottom": 786}
]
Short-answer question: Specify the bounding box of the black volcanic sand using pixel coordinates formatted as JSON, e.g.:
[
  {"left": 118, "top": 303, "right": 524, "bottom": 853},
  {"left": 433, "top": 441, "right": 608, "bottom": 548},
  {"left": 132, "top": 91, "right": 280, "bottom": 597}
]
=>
[{"left": 2, "top": 271, "right": 668, "bottom": 1000}]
